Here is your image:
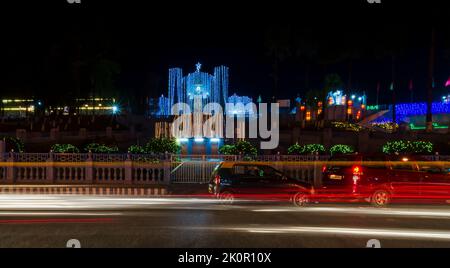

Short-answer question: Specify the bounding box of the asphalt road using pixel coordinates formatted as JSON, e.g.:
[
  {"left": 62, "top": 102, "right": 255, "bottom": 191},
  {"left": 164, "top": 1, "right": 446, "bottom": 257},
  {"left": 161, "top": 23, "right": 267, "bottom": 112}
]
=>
[{"left": 1, "top": 194, "right": 450, "bottom": 248}]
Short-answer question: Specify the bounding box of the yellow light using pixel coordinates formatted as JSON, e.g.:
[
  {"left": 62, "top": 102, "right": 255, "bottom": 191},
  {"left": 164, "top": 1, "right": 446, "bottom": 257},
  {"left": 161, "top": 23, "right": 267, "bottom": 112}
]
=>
[{"left": 306, "top": 111, "right": 311, "bottom": 121}]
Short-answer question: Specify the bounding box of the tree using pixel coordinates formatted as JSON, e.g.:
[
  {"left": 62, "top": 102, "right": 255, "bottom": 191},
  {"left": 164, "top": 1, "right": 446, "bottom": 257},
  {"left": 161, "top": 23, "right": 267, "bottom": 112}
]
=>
[
  {"left": 90, "top": 57, "right": 121, "bottom": 113},
  {"left": 265, "top": 24, "right": 292, "bottom": 96},
  {"left": 426, "top": 28, "right": 436, "bottom": 132},
  {"left": 320, "top": 74, "right": 344, "bottom": 127}
]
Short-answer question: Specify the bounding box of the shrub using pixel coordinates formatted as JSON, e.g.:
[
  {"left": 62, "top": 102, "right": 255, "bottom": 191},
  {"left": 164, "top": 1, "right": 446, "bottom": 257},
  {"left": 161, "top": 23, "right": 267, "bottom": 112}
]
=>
[
  {"left": 218, "top": 145, "right": 238, "bottom": 155},
  {"left": 288, "top": 143, "right": 304, "bottom": 155},
  {"left": 145, "top": 138, "right": 180, "bottom": 154},
  {"left": 288, "top": 143, "right": 326, "bottom": 155},
  {"left": 235, "top": 141, "right": 258, "bottom": 156},
  {"left": 382, "top": 140, "right": 433, "bottom": 155},
  {"left": 0, "top": 136, "right": 25, "bottom": 152},
  {"left": 51, "top": 144, "right": 79, "bottom": 153},
  {"left": 128, "top": 145, "right": 147, "bottom": 154},
  {"left": 330, "top": 145, "right": 354, "bottom": 156},
  {"left": 84, "top": 143, "right": 119, "bottom": 153},
  {"left": 219, "top": 141, "right": 257, "bottom": 156},
  {"left": 303, "top": 144, "right": 326, "bottom": 154}
]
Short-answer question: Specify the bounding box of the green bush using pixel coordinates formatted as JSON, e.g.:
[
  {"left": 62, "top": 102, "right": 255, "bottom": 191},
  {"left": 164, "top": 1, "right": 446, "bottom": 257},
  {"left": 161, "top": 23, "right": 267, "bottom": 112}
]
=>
[
  {"left": 410, "top": 141, "right": 433, "bottom": 154},
  {"left": 330, "top": 144, "right": 354, "bottom": 156},
  {"left": 382, "top": 140, "right": 433, "bottom": 155},
  {"left": 0, "top": 136, "right": 24, "bottom": 152},
  {"left": 219, "top": 141, "right": 257, "bottom": 156},
  {"left": 235, "top": 141, "right": 258, "bottom": 156},
  {"left": 145, "top": 138, "right": 180, "bottom": 154},
  {"left": 84, "top": 143, "right": 119, "bottom": 153},
  {"left": 128, "top": 145, "right": 147, "bottom": 154},
  {"left": 218, "top": 145, "right": 238, "bottom": 155},
  {"left": 288, "top": 143, "right": 326, "bottom": 155},
  {"left": 288, "top": 143, "right": 304, "bottom": 155},
  {"left": 51, "top": 144, "right": 80, "bottom": 153},
  {"left": 304, "top": 144, "right": 326, "bottom": 154}
]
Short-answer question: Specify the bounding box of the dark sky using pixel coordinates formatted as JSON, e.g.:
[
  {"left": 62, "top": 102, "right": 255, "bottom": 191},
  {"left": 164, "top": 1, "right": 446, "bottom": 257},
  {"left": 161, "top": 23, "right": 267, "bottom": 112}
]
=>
[{"left": 1, "top": 0, "right": 450, "bottom": 106}]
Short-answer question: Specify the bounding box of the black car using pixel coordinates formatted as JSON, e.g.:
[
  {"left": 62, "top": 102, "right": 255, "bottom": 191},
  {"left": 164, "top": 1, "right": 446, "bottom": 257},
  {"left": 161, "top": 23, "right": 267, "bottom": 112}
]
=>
[{"left": 208, "top": 162, "right": 312, "bottom": 206}]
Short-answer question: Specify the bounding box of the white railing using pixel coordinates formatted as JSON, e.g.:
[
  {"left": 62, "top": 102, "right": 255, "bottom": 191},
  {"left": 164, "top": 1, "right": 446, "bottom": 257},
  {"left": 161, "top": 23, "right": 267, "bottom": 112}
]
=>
[{"left": 0, "top": 152, "right": 170, "bottom": 186}]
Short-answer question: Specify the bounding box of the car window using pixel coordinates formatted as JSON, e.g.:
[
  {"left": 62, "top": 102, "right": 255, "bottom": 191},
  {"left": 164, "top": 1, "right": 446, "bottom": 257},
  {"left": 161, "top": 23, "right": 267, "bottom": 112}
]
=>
[
  {"left": 419, "top": 164, "right": 445, "bottom": 174},
  {"left": 233, "top": 165, "right": 246, "bottom": 175},
  {"left": 261, "top": 166, "right": 284, "bottom": 180},
  {"left": 233, "top": 165, "right": 264, "bottom": 178}
]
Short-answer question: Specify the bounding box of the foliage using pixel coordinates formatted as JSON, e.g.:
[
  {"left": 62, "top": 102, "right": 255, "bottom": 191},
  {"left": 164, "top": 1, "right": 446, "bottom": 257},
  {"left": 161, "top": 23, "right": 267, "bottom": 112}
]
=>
[
  {"left": 332, "top": 122, "right": 363, "bottom": 132},
  {"left": 145, "top": 138, "right": 180, "bottom": 154},
  {"left": 324, "top": 74, "right": 344, "bottom": 92},
  {"left": 127, "top": 145, "right": 147, "bottom": 154},
  {"left": 410, "top": 141, "right": 434, "bottom": 154},
  {"left": 235, "top": 141, "right": 258, "bottom": 156},
  {"left": 84, "top": 143, "right": 119, "bottom": 154},
  {"left": 218, "top": 145, "right": 238, "bottom": 155},
  {"left": 51, "top": 144, "right": 80, "bottom": 153},
  {"left": 330, "top": 144, "right": 354, "bottom": 156},
  {"left": 304, "top": 144, "right": 326, "bottom": 154},
  {"left": 371, "top": 122, "right": 399, "bottom": 133},
  {"left": 382, "top": 140, "right": 433, "bottom": 155},
  {"left": 288, "top": 143, "right": 305, "bottom": 155},
  {"left": 288, "top": 143, "right": 325, "bottom": 155},
  {"left": 219, "top": 141, "right": 257, "bottom": 156},
  {"left": 0, "top": 136, "right": 25, "bottom": 152}
]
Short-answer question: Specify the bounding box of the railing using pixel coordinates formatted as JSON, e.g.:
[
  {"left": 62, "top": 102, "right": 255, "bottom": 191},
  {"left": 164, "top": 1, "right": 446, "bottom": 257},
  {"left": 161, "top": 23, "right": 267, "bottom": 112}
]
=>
[
  {"left": 0, "top": 152, "right": 170, "bottom": 186},
  {"left": 0, "top": 151, "right": 448, "bottom": 186}
]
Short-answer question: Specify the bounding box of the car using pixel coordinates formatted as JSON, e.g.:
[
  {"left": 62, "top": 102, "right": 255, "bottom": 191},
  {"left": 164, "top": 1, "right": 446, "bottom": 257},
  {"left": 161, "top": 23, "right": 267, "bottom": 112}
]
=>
[
  {"left": 208, "top": 162, "right": 312, "bottom": 206},
  {"left": 319, "top": 154, "right": 450, "bottom": 207}
]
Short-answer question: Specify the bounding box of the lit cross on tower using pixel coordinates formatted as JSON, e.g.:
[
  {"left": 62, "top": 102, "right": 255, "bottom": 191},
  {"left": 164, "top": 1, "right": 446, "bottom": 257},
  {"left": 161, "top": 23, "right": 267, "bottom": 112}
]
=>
[{"left": 196, "top": 62, "right": 202, "bottom": 72}]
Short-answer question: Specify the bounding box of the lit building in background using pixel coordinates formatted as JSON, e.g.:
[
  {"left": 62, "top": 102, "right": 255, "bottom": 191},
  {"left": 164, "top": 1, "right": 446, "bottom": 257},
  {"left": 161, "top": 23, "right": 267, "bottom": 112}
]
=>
[
  {"left": 0, "top": 99, "right": 36, "bottom": 118},
  {"left": 153, "top": 63, "right": 254, "bottom": 155}
]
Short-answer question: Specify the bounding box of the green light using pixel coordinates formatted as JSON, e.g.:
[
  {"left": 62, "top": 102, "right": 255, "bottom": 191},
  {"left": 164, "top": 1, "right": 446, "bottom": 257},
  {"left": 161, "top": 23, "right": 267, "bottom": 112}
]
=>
[{"left": 410, "top": 123, "right": 448, "bottom": 130}]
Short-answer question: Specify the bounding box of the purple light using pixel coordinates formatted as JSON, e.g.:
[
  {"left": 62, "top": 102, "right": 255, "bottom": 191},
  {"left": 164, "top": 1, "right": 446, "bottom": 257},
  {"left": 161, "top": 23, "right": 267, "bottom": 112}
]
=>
[{"left": 445, "top": 77, "right": 450, "bottom": 87}]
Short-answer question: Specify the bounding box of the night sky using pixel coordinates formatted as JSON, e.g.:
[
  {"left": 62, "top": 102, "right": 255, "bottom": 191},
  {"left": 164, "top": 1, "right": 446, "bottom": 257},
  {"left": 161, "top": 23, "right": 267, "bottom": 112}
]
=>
[{"left": 1, "top": 0, "right": 450, "bottom": 107}]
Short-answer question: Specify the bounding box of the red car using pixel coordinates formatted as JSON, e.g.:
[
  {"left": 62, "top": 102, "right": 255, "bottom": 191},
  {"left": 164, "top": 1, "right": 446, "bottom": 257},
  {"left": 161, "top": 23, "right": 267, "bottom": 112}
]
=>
[{"left": 318, "top": 154, "right": 450, "bottom": 207}]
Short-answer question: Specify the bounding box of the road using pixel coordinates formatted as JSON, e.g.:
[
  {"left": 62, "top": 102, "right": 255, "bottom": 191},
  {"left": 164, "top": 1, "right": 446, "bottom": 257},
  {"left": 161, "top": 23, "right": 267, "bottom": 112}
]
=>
[{"left": 0, "top": 194, "right": 450, "bottom": 247}]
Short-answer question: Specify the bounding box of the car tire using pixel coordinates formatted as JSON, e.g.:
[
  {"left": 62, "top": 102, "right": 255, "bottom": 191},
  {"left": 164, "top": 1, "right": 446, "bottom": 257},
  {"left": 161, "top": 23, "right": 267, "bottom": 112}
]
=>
[
  {"left": 219, "top": 191, "right": 235, "bottom": 205},
  {"left": 292, "top": 192, "right": 309, "bottom": 207},
  {"left": 371, "top": 190, "right": 390, "bottom": 207}
]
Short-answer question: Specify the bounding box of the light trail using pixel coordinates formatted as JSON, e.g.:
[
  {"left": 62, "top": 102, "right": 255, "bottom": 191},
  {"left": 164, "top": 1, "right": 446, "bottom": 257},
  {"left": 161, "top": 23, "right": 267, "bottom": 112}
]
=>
[
  {"left": 182, "top": 225, "right": 450, "bottom": 241},
  {"left": 253, "top": 207, "right": 450, "bottom": 218}
]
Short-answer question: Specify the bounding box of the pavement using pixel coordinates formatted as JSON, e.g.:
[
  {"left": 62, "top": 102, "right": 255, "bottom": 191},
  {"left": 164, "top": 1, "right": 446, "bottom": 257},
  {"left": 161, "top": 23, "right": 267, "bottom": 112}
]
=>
[{"left": 1, "top": 194, "right": 450, "bottom": 247}]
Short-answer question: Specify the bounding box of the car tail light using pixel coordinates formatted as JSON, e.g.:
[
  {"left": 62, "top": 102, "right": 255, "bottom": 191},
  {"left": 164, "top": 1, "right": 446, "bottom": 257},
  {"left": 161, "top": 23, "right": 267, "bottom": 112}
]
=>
[
  {"left": 214, "top": 175, "right": 221, "bottom": 185},
  {"left": 353, "top": 166, "right": 362, "bottom": 175},
  {"left": 352, "top": 166, "right": 362, "bottom": 184}
]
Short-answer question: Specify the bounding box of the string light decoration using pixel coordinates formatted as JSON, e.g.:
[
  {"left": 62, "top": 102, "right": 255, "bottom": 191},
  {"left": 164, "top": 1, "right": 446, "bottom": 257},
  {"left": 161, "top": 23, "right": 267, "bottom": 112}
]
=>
[
  {"left": 382, "top": 140, "right": 433, "bottom": 154},
  {"left": 373, "top": 102, "right": 450, "bottom": 123},
  {"left": 159, "top": 63, "right": 231, "bottom": 116}
]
